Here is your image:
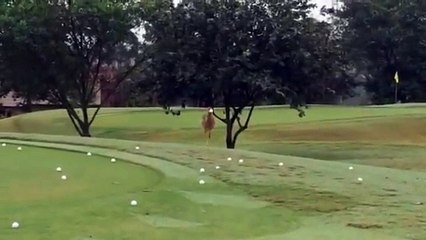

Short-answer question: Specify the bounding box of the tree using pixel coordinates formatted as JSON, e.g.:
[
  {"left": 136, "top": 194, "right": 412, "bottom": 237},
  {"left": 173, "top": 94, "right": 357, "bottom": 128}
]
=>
[
  {"left": 0, "top": 34, "right": 51, "bottom": 112},
  {"left": 0, "top": 0, "right": 145, "bottom": 136},
  {"left": 142, "top": 0, "right": 351, "bottom": 148},
  {"left": 296, "top": 18, "right": 355, "bottom": 104},
  {"left": 337, "top": 0, "right": 426, "bottom": 103},
  {"left": 0, "top": 52, "right": 9, "bottom": 98}
]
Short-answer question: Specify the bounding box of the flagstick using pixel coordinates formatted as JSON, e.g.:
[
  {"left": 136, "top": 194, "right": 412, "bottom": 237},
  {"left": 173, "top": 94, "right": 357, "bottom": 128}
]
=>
[
  {"left": 394, "top": 71, "right": 399, "bottom": 104},
  {"left": 394, "top": 83, "right": 398, "bottom": 104}
]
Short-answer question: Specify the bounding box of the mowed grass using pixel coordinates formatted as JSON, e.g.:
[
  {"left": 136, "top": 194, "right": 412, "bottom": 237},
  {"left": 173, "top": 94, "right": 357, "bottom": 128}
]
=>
[
  {"left": 1, "top": 136, "right": 425, "bottom": 239},
  {"left": 0, "top": 145, "right": 162, "bottom": 239},
  {"left": 2, "top": 105, "right": 426, "bottom": 171},
  {"left": 1, "top": 105, "right": 426, "bottom": 239},
  {"left": 0, "top": 143, "right": 305, "bottom": 240},
  {"left": 2, "top": 105, "right": 426, "bottom": 142}
]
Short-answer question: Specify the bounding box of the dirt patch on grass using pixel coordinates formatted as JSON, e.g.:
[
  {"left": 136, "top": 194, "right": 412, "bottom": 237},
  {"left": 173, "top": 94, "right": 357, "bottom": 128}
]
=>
[{"left": 233, "top": 183, "right": 356, "bottom": 213}]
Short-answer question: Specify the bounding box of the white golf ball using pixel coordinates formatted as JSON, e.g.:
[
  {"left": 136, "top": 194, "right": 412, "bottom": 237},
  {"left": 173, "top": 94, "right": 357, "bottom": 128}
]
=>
[
  {"left": 238, "top": 159, "right": 244, "bottom": 163},
  {"left": 349, "top": 166, "right": 354, "bottom": 170},
  {"left": 11, "top": 221, "right": 19, "bottom": 229},
  {"left": 130, "top": 200, "right": 138, "bottom": 206},
  {"left": 61, "top": 175, "right": 67, "bottom": 180},
  {"left": 227, "top": 157, "right": 232, "bottom": 161},
  {"left": 357, "top": 177, "right": 363, "bottom": 182},
  {"left": 199, "top": 179, "right": 205, "bottom": 185},
  {"left": 17, "top": 147, "right": 22, "bottom": 151},
  {"left": 215, "top": 165, "right": 220, "bottom": 170},
  {"left": 56, "top": 167, "right": 62, "bottom": 172},
  {"left": 135, "top": 146, "right": 140, "bottom": 150},
  {"left": 87, "top": 152, "right": 92, "bottom": 156},
  {"left": 199, "top": 168, "right": 205, "bottom": 173},
  {"left": 278, "top": 162, "right": 284, "bottom": 166},
  {"left": 111, "top": 158, "right": 116, "bottom": 163},
  {"left": 1, "top": 143, "right": 6, "bottom": 147}
]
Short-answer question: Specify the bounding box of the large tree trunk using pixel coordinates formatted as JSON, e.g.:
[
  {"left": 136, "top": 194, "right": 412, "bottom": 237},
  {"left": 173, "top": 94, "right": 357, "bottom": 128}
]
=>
[
  {"left": 224, "top": 104, "right": 256, "bottom": 149},
  {"left": 211, "top": 99, "right": 255, "bottom": 149},
  {"left": 23, "top": 94, "right": 33, "bottom": 112},
  {"left": 225, "top": 122, "right": 235, "bottom": 149},
  {"left": 80, "top": 104, "right": 91, "bottom": 137},
  {"left": 62, "top": 98, "right": 100, "bottom": 138},
  {"left": 79, "top": 123, "right": 91, "bottom": 137}
]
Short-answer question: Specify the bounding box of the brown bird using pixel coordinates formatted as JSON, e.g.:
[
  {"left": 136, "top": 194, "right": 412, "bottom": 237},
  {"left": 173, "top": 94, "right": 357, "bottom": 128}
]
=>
[{"left": 201, "top": 107, "right": 216, "bottom": 145}]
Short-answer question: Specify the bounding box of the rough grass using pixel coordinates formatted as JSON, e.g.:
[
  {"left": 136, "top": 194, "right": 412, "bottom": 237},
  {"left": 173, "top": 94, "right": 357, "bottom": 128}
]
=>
[{"left": 242, "top": 142, "right": 426, "bottom": 171}]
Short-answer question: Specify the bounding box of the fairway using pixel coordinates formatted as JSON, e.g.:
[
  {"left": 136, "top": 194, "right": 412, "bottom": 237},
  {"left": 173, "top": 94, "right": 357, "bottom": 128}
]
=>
[
  {"left": 2, "top": 105, "right": 426, "bottom": 147},
  {"left": 1, "top": 105, "right": 426, "bottom": 239}
]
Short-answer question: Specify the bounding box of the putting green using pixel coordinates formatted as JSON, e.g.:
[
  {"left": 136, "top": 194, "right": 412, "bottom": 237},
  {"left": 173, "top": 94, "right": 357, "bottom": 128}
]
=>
[{"left": 0, "top": 144, "right": 163, "bottom": 239}]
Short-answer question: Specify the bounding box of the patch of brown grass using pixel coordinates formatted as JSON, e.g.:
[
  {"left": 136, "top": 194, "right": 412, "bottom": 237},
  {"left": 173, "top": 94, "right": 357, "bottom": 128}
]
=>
[
  {"left": 246, "top": 117, "right": 426, "bottom": 144},
  {"left": 233, "top": 183, "right": 356, "bottom": 213}
]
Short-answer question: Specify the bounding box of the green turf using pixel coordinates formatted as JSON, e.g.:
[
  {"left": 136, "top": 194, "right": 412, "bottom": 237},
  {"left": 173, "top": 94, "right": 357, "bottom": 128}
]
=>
[
  {"left": 0, "top": 142, "right": 303, "bottom": 240},
  {"left": 2, "top": 105, "right": 426, "bottom": 170},
  {"left": 0, "top": 135, "right": 425, "bottom": 239},
  {"left": 1, "top": 105, "right": 426, "bottom": 239},
  {"left": 242, "top": 142, "right": 426, "bottom": 170},
  {"left": 0, "top": 144, "right": 161, "bottom": 239},
  {"left": 1, "top": 105, "right": 426, "bottom": 140}
]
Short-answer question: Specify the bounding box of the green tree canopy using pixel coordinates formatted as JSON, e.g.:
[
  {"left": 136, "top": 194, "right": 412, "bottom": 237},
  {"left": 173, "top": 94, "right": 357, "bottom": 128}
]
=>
[
  {"left": 0, "top": 0, "right": 146, "bottom": 136},
  {"left": 337, "top": 0, "right": 426, "bottom": 103},
  {"left": 142, "top": 0, "right": 352, "bottom": 148}
]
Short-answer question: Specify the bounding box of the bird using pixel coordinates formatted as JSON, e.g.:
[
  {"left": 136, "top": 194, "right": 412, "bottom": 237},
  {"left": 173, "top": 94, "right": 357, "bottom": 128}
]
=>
[
  {"left": 201, "top": 107, "right": 216, "bottom": 145},
  {"left": 163, "top": 105, "right": 181, "bottom": 116}
]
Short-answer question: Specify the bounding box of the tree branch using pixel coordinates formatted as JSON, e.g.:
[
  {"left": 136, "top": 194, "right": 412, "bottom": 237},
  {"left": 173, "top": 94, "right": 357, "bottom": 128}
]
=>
[
  {"left": 231, "top": 106, "right": 243, "bottom": 128},
  {"left": 53, "top": 91, "right": 85, "bottom": 136},
  {"left": 92, "top": 56, "right": 145, "bottom": 101},
  {"left": 69, "top": 16, "right": 84, "bottom": 55},
  {"left": 232, "top": 103, "right": 255, "bottom": 144},
  {"left": 88, "top": 105, "right": 102, "bottom": 126},
  {"left": 242, "top": 103, "right": 255, "bottom": 129},
  {"left": 236, "top": 113, "right": 243, "bottom": 128},
  {"left": 87, "top": 57, "right": 145, "bottom": 126},
  {"left": 212, "top": 110, "right": 227, "bottom": 124},
  {"left": 86, "top": 40, "right": 104, "bottom": 102},
  {"left": 232, "top": 88, "right": 255, "bottom": 129},
  {"left": 65, "top": 106, "right": 83, "bottom": 136}
]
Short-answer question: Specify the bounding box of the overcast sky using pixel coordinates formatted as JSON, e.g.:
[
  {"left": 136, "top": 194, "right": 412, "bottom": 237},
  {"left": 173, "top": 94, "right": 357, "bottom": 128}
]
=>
[{"left": 311, "top": 0, "right": 333, "bottom": 20}]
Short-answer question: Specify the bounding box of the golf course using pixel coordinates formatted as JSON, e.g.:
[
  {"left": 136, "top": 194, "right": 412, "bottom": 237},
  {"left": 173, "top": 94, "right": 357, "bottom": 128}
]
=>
[{"left": 0, "top": 105, "right": 425, "bottom": 240}]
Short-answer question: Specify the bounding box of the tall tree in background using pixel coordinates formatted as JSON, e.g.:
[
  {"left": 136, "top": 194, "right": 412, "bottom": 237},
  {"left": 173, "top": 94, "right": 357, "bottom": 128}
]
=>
[
  {"left": 337, "top": 0, "right": 426, "bottom": 103},
  {"left": 0, "top": 0, "right": 146, "bottom": 136},
  {"left": 298, "top": 18, "right": 355, "bottom": 103},
  {"left": 142, "top": 0, "right": 352, "bottom": 148}
]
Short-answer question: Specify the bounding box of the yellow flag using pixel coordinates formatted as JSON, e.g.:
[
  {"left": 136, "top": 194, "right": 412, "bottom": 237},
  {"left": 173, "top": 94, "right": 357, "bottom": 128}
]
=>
[{"left": 394, "top": 71, "right": 399, "bottom": 84}]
